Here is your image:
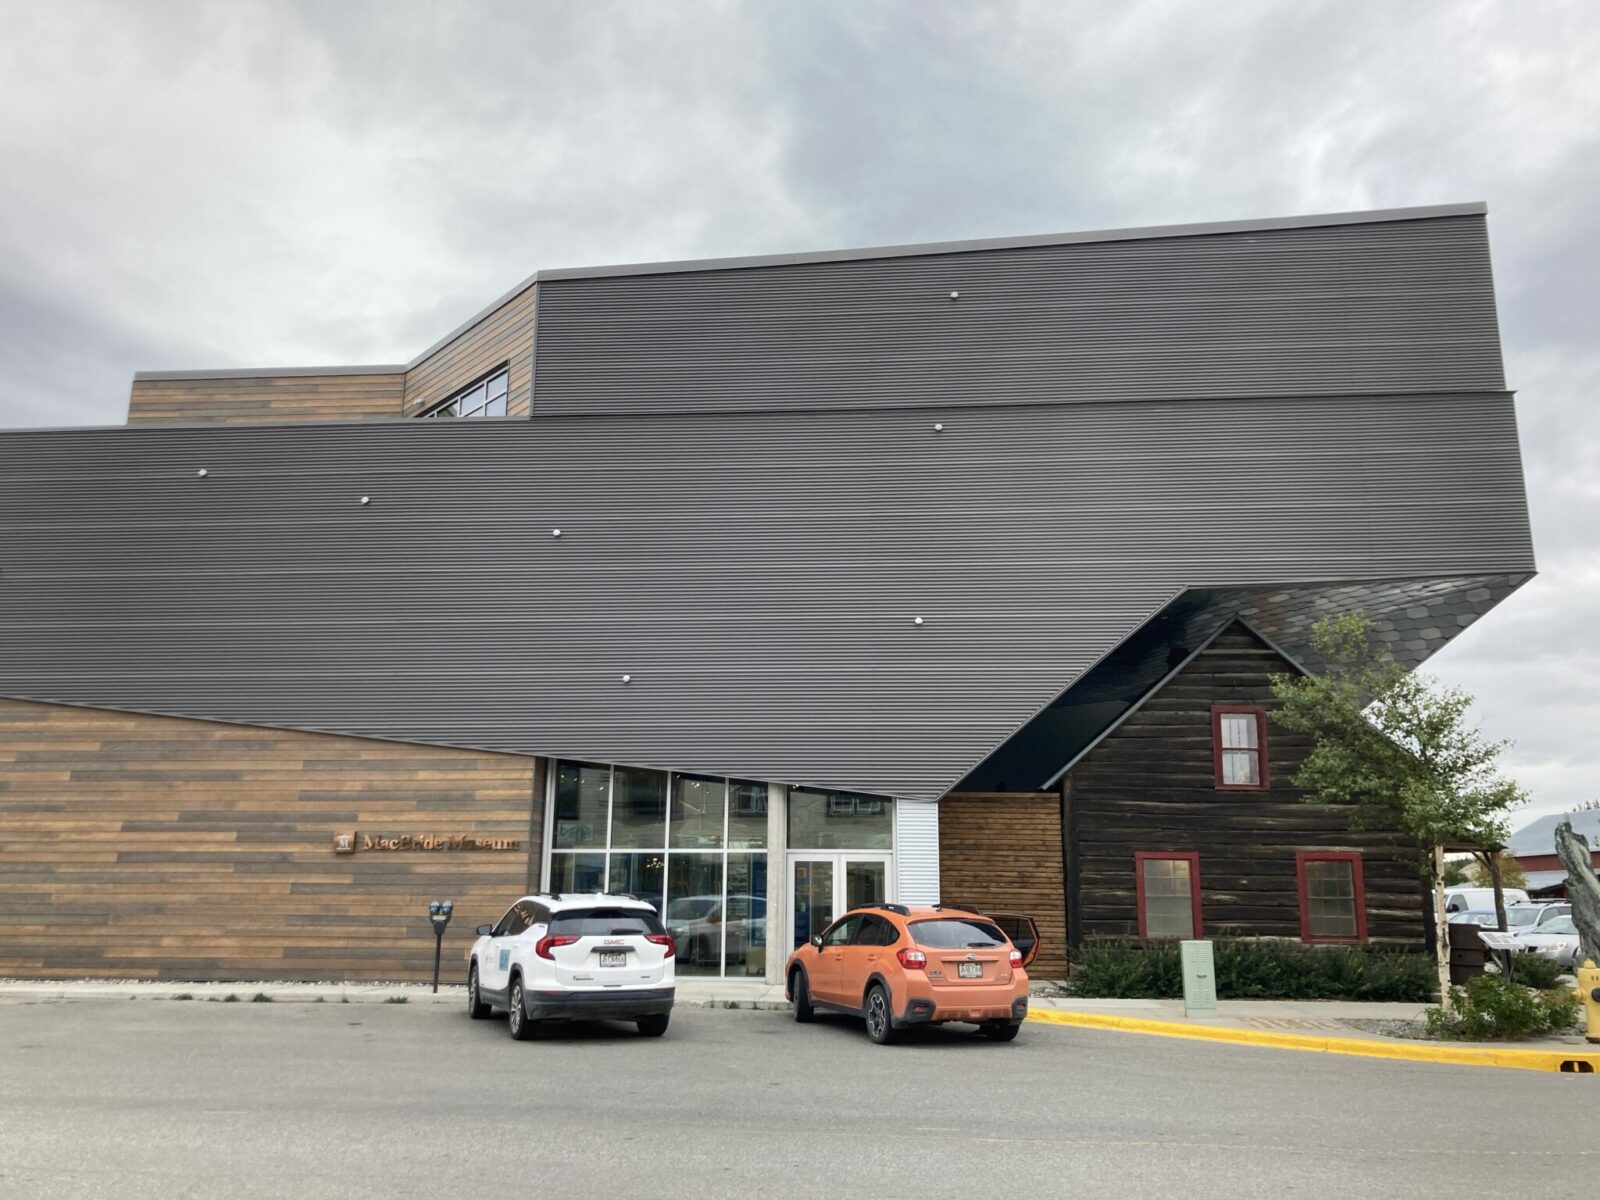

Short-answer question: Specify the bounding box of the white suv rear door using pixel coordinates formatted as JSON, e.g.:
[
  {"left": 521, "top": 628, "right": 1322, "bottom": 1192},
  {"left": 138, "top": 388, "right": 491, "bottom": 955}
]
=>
[{"left": 543, "top": 906, "right": 674, "bottom": 989}]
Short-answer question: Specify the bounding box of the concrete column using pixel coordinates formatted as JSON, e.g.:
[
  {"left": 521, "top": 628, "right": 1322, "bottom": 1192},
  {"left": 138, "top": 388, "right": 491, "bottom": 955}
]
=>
[{"left": 765, "top": 782, "right": 788, "bottom": 986}]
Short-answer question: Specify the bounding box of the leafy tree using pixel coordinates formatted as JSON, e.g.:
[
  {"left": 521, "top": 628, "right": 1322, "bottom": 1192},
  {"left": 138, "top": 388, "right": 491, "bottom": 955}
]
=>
[
  {"left": 1441, "top": 859, "right": 1471, "bottom": 887},
  {"left": 1467, "top": 851, "right": 1526, "bottom": 890},
  {"left": 1271, "top": 612, "right": 1526, "bottom": 1010}
]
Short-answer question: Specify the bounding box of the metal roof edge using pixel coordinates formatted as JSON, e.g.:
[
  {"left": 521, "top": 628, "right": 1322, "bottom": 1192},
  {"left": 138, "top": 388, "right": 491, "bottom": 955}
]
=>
[
  {"left": 133, "top": 365, "right": 407, "bottom": 382},
  {"left": 1038, "top": 612, "right": 1236, "bottom": 792},
  {"left": 534, "top": 202, "right": 1489, "bottom": 283},
  {"left": 404, "top": 273, "right": 539, "bottom": 370}
]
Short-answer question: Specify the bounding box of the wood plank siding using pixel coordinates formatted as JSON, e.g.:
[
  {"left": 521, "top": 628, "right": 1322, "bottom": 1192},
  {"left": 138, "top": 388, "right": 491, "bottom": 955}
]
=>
[
  {"left": 0, "top": 697, "right": 540, "bottom": 982},
  {"left": 403, "top": 284, "right": 536, "bottom": 418},
  {"left": 1066, "top": 624, "right": 1426, "bottom": 948},
  {"left": 128, "top": 372, "right": 405, "bottom": 425},
  {"left": 938, "top": 791, "right": 1068, "bottom": 978}
]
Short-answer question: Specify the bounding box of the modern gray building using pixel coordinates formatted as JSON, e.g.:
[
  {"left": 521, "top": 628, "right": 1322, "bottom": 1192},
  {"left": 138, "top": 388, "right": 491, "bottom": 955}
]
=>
[{"left": 0, "top": 202, "right": 1534, "bottom": 983}]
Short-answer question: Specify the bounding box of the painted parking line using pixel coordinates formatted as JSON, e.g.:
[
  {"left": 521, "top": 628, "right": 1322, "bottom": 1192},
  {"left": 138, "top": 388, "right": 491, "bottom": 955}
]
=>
[{"left": 1026, "top": 1008, "right": 1600, "bottom": 1074}]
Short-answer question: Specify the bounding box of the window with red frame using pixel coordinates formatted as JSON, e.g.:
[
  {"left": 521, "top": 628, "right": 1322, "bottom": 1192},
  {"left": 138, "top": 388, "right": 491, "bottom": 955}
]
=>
[
  {"left": 1213, "top": 706, "right": 1268, "bottom": 789},
  {"left": 1135, "top": 851, "right": 1202, "bottom": 940},
  {"left": 1296, "top": 852, "right": 1367, "bottom": 943}
]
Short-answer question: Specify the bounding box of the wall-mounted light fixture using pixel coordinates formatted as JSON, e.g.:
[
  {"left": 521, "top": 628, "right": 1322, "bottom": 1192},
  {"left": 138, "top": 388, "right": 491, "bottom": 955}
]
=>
[
  {"left": 196, "top": 469, "right": 208, "bottom": 478},
  {"left": 913, "top": 617, "right": 924, "bottom": 626},
  {"left": 621, "top": 674, "right": 632, "bottom": 683},
  {"left": 949, "top": 291, "right": 960, "bottom": 300},
  {"left": 933, "top": 423, "right": 943, "bottom": 433},
  {"left": 360, "top": 496, "right": 371, "bottom": 506},
  {"left": 552, "top": 529, "right": 562, "bottom": 538}
]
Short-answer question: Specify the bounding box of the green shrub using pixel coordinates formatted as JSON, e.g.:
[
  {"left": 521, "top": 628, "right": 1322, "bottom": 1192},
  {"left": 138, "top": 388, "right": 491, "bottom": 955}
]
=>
[
  {"left": 250, "top": 993, "right": 273, "bottom": 1003},
  {"left": 1506, "top": 951, "right": 1565, "bottom": 990},
  {"left": 1067, "top": 938, "right": 1434, "bottom": 1001},
  {"left": 1425, "top": 975, "right": 1580, "bottom": 1041}
]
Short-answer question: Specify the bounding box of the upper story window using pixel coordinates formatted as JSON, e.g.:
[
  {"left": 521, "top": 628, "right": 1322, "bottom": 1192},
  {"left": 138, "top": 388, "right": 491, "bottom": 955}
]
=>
[
  {"left": 1212, "top": 706, "right": 1268, "bottom": 790},
  {"left": 422, "top": 365, "right": 509, "bottom": 419}
]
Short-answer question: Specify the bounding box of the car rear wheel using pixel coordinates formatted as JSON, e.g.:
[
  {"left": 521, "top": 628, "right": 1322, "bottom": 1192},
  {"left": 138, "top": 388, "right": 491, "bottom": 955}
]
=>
[
  {"left": 791, "top": 970, "right": 815, "bottom": 1023},
  {"left": 636, "top": 1012, "right": 670, "bottom": 1037},
  {"left": 507, "top": 978, "right": 540, "bottom": 1041},
  {"left": 864, "top": 984, "right": 898, "bottom": 1045},
  {"left": 984, "top": 1021, "right": 1021, "bottom": 1042},
  {"left": 467, "top": 963, "right": 491, "bottom": 1020}
]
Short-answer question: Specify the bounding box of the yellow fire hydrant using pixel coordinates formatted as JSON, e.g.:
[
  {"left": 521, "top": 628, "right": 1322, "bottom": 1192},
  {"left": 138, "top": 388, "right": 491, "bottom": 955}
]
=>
[{"left": 1579, "top": 959, "right": 1600, "bottom": 1045}]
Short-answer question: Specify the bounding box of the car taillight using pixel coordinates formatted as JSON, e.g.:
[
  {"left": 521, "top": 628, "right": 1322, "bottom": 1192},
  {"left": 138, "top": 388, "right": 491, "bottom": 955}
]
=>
[
  {"left": 646, "top": 933, "right": 676, "bottom": 959},
  {"left": 535, "top": 935, "right": 578, "bottom": 960},
  {"left": 896, "top": 948, "right": 927, "bottom": 970},
  {"left": 1008, "top": 948, "right": 1023, "bottom": 969}
]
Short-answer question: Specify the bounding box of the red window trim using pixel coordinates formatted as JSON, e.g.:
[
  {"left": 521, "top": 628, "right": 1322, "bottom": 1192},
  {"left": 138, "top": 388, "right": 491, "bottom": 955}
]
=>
[
  {"left": 1212, "top": 705, "right": 1269, "bottom": 791},
  {"left": 1134, "top": 850, "right": 1203, "bottom": 941},
  {"left": 1296, "top": 851, "right": 1368, "bottom": 944}
]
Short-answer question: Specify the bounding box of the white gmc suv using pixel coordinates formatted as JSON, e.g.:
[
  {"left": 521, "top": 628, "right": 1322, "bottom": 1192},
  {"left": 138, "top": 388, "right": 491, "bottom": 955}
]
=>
[{"left": 467, "top": 893, "right": 676, "bottom": 1039}]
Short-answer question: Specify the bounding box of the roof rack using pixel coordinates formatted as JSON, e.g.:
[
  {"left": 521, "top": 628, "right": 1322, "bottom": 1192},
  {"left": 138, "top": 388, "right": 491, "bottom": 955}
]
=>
[{"left": 867, "top": 902, "right": 911, "bottom": 916}]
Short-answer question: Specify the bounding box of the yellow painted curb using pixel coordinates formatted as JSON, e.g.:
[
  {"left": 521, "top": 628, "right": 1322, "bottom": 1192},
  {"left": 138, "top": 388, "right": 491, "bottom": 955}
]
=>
[{"left": 1026, "top": 1008, "right": 1600, "bottom": 1074}]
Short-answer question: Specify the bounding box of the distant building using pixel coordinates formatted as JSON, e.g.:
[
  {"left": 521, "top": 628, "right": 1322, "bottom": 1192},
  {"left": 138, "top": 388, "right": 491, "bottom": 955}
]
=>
[{"left": 1506, "top": 810, "right": 1600, "bottom": 897}]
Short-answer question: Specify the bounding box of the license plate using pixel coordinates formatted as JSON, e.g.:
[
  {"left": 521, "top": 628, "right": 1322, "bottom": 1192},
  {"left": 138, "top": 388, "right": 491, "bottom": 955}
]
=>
[
  {"left": 599, "top": 951, "right": 626, "bottom": 968},
  {"left": 958, "top": 962, "right": 983, "bottom": 979}
]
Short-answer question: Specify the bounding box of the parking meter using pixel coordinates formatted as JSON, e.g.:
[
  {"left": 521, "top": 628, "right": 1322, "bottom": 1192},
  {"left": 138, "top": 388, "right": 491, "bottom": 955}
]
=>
[{"left": 428, "top": 900, "right": 454, "bottom": 993}]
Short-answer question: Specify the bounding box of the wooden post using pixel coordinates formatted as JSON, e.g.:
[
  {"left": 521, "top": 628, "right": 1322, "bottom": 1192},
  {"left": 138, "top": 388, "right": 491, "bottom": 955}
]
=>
[{"left": 1486, "top": 850, "right": 1507, "bottom": 931}]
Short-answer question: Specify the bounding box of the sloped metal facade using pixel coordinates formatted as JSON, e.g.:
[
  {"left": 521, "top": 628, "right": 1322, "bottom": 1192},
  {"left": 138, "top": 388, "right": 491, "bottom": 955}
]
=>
[{"left": 0, "top": 206, "right": 1535, "bottom": 800}]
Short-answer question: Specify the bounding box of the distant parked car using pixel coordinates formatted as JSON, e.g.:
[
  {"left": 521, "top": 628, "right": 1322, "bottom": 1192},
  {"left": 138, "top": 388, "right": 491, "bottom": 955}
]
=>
[
  {"left": 664, "top": 893, "right": 767, "bottom": 968},
  {"left": 1504, "top": 902, "right": 1571, "bottom": 933},
  {"left": 1441, "top": 886, "right": 1530, "bottom": 914},
  {"left": 1511, "top": 915, "right": 1583, "bottom": 970}
]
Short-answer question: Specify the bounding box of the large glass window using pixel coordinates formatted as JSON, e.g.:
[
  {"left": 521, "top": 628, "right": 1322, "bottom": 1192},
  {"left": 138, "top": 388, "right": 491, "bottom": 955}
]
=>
[
  {"left": 546, "top": 761, "right": 769, "bottom": 977},
  {"left": 788, "top": 788, "right": 893, "bottom": 849}
]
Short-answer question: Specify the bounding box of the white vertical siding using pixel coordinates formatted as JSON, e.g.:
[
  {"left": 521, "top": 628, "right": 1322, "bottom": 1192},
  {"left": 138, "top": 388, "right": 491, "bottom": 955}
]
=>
[{"left": 895, "top": 799, "right": 940, "bottom": 904}]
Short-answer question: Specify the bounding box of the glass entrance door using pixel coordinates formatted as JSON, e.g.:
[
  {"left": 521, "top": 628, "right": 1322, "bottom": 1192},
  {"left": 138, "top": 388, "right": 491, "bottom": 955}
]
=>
[{"left": 789, "top": 853, "right": 893, "bottom": 948}]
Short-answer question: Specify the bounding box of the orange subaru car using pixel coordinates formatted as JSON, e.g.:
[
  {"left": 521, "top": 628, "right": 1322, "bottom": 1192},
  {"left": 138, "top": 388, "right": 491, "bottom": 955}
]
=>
[{"left": 784, "top": 904, "right": 1031, "bottom": 1044}]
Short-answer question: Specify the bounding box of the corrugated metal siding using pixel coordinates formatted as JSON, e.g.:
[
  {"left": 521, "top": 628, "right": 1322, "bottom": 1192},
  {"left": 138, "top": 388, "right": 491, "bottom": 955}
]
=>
[
  {"left": 0, "top": 390, "right": 1532, "bottom": 801},
  {"left": 894, "top": 799, "right": 941, "bottom": 905},
  {"left": 533, "top": 215, "right": 1503, "bottom": 417}
]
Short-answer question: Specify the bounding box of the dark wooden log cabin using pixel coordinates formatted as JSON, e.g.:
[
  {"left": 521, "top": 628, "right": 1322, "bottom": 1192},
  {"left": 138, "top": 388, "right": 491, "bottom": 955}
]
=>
[{"left": 1060, "top": 623, "right": 1426, "bottom": 950}]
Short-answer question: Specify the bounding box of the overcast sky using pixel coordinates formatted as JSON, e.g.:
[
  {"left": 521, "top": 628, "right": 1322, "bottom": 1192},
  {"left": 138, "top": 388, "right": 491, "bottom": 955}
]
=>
[{"left": 0, "top": 1, "right": 1594, "bottom": 829}]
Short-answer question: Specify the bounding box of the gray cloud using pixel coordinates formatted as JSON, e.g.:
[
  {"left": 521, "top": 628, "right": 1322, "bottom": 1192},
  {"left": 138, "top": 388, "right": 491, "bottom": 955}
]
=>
[{"left": 1, "top": 0, "right": 1594, "bottom": 825}]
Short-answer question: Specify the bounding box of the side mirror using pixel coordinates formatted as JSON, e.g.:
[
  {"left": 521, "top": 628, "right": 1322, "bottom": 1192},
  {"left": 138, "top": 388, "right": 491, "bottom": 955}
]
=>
[
  {"left": 810, "top": 934, "right": 824, "bottom": 949},
  {"left": 476, "top": 924, "right": 493, "bottom": 937}
]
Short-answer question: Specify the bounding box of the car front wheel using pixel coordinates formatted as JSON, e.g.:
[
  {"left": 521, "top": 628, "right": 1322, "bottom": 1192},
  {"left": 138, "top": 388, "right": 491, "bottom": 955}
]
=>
[
  {"left": 864, "top": 984, "right": 898, "bottom": 1045},
  {"left": 791, "top": 970, "right": 815, "bottom": 1023},
  {"left": 507, "top": 978, "right": 539, "bottom": 1041},
  {"left": 637, "top": 1013, "right": 670, "bottom": 1037},
  {"left": 467, "top": 963, "right": 491, "bottom": 1020}
]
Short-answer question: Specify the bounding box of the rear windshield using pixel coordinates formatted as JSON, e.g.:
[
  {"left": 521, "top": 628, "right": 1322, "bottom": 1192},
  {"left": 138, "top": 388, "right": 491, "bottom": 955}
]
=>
[
  {"left": 1506, "top": 908, "right": 1542, "bottom": 927},
  {"left": 550, "top": 908, "right": 666, "bottom": 937},
  {"left": 910, "top": 918, "right": 1008, "bottom": 949}
]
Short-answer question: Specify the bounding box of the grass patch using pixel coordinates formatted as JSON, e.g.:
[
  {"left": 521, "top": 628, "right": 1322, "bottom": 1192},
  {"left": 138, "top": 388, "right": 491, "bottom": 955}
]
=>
[
  {"left": 170, "top": 993, "right": 194, "bottom": 1001},
  {"left": 221, "top": 994, "right": 239, "bottom": 1003},
  {"left": 251, "top": 993, "right": 273, "bottom": 1003},
  {"left": 383, "top": 996, "right": 408, "bottom": 1004}
]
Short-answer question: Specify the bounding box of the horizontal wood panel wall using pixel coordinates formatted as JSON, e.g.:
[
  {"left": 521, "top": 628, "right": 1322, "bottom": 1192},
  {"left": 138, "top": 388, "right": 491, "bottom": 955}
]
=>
[
  {"left": 128, "top": 373, "right": 406, "bottom": 425},
  {"left": 1067, "top": 624, "right": 1426, "bottom": 948},
  {"left": 938, "top": 792, "right": 1068, "bottom": 978},
  {"left": 403, "top": 285, "right": 536, "bottom": 418},
  {"left": 0, "top": 697, "right": 538, "bottom": 982}
]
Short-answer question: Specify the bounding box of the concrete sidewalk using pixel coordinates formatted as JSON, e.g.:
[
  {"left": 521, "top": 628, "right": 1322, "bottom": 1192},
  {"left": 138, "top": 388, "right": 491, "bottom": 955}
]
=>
[{"left": 0, "top": 976, "right": 792, "bottom": 1010}]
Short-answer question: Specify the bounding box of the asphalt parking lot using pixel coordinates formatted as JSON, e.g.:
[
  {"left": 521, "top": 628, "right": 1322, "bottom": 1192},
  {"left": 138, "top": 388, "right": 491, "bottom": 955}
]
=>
[{"left": 1, "top": 998, "right": 1592, "bottom": 1199}]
